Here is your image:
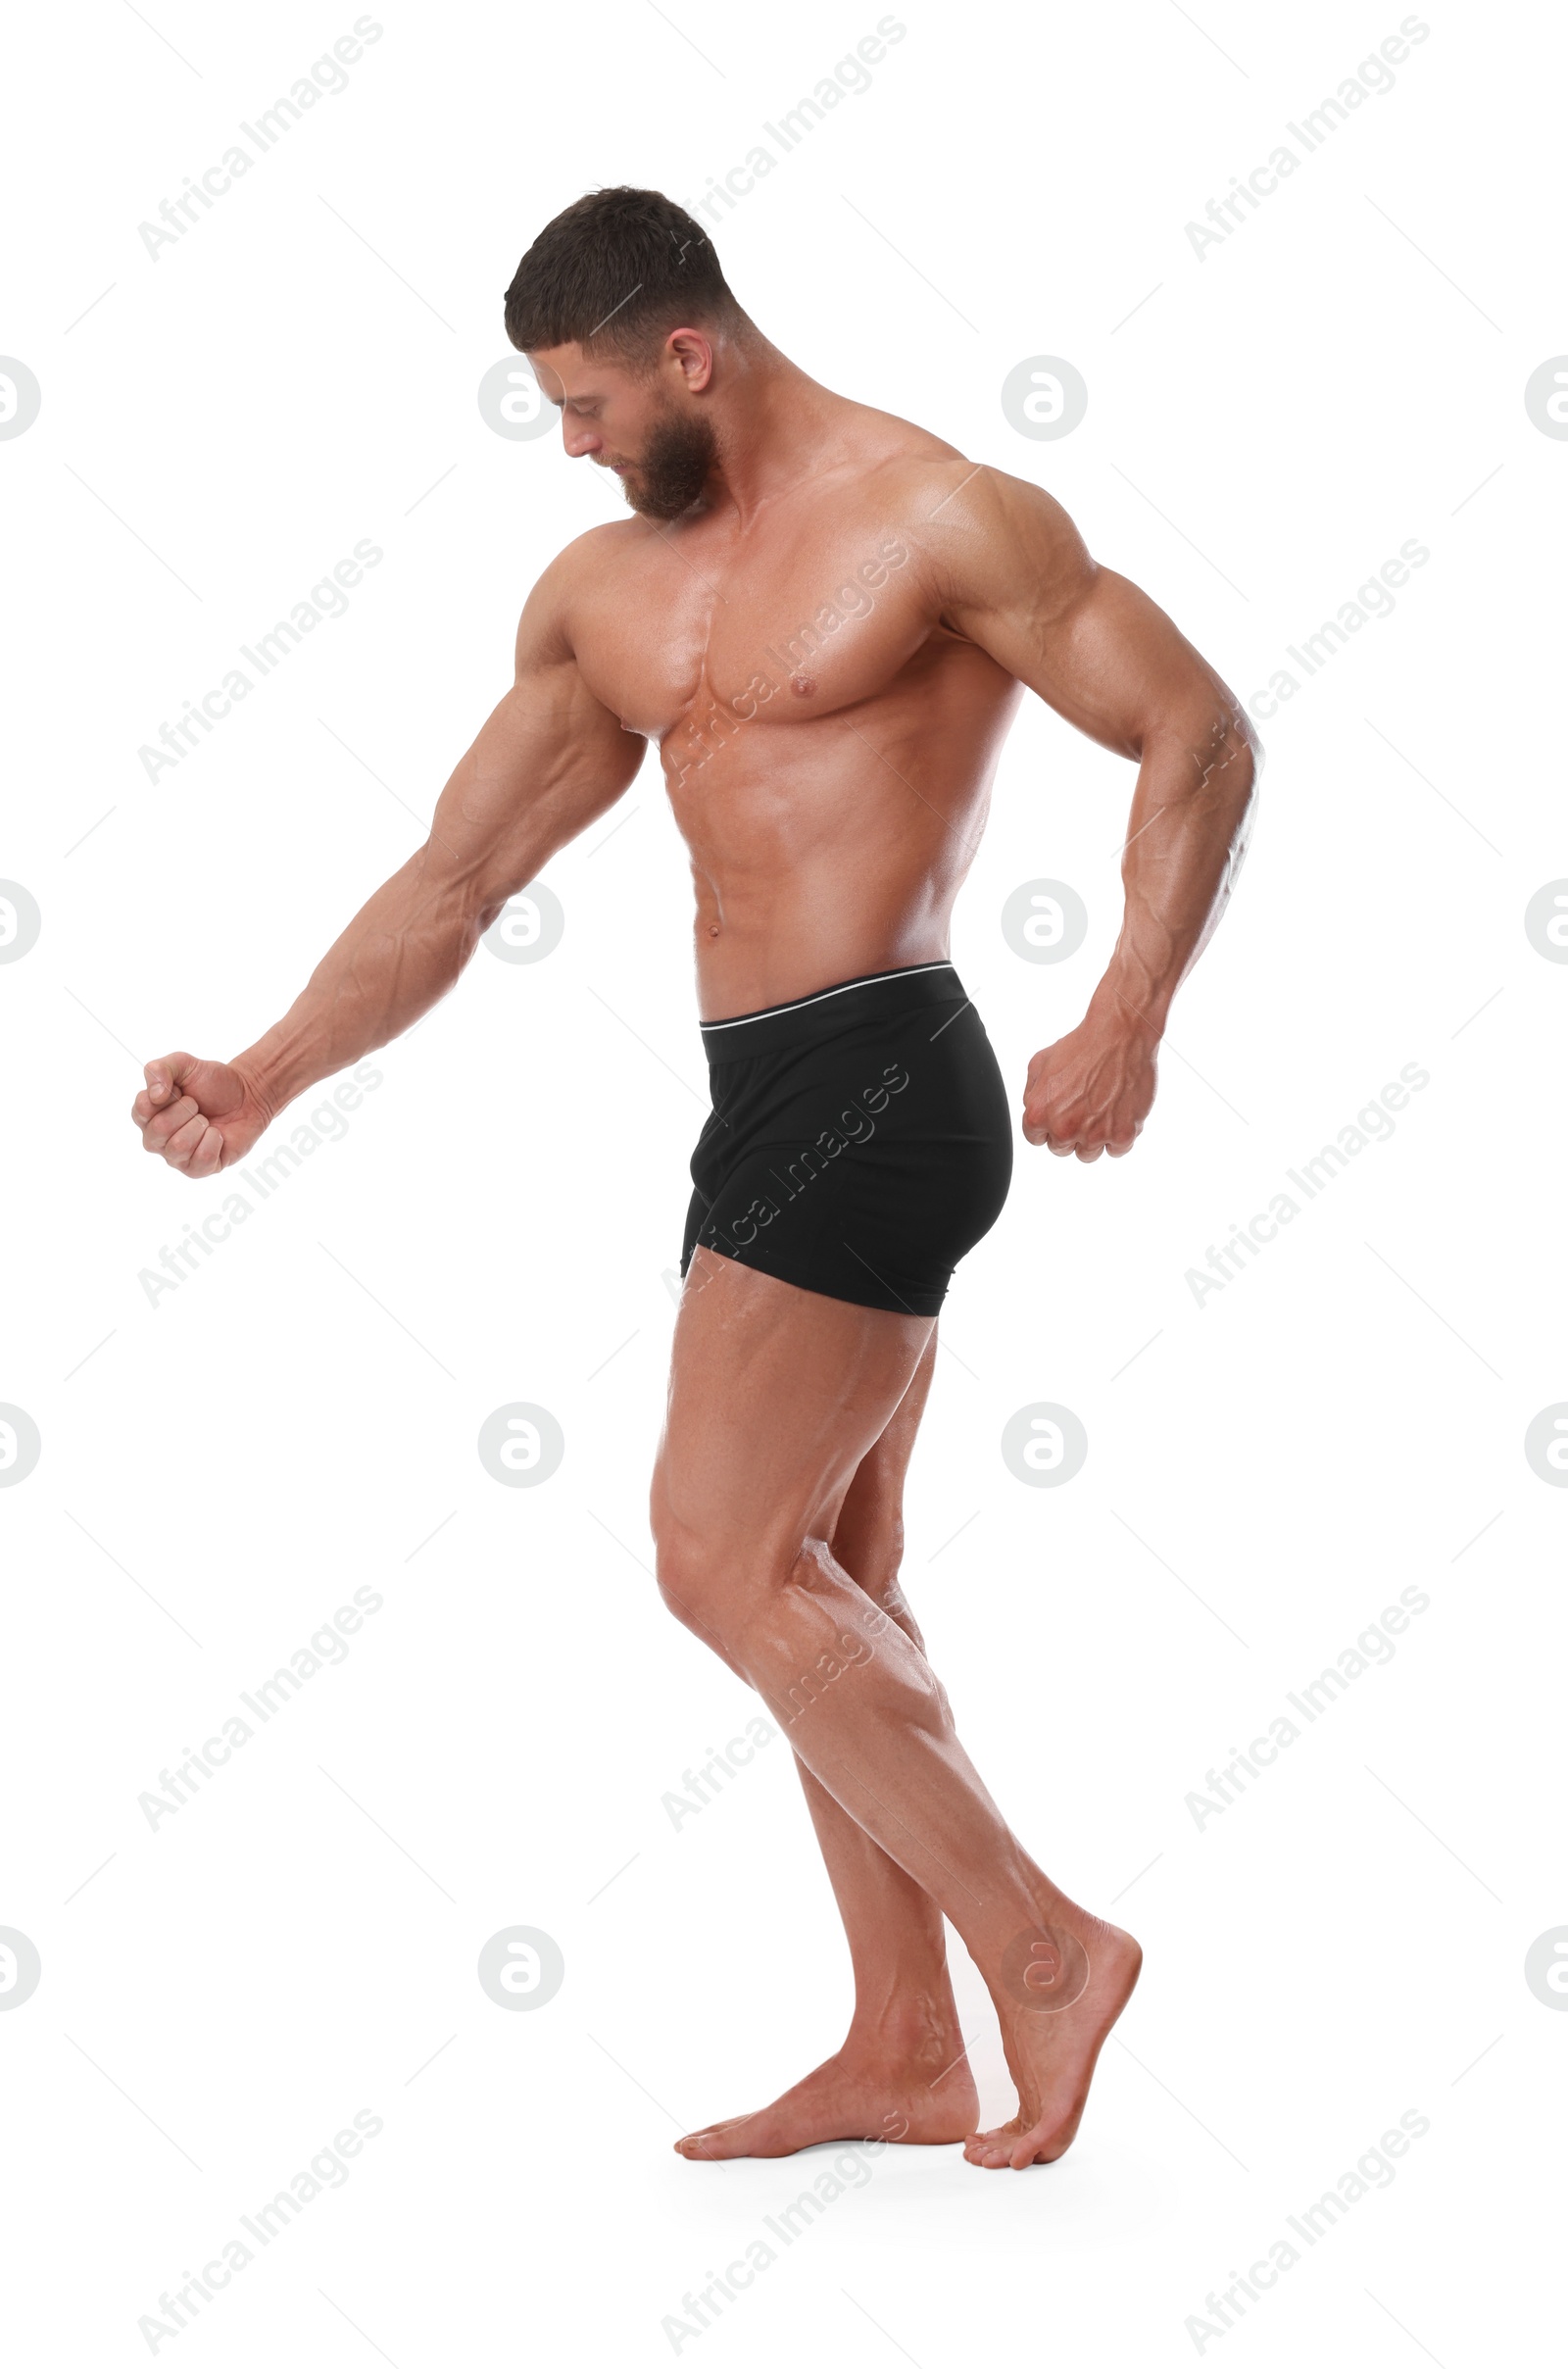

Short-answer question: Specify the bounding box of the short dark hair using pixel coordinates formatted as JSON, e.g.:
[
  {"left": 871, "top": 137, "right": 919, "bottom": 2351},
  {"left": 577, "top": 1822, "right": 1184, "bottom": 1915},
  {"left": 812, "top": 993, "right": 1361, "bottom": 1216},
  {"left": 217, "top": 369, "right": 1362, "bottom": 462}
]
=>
[{"left": 503, "top": 186, "right": 746, "bottom": 365}]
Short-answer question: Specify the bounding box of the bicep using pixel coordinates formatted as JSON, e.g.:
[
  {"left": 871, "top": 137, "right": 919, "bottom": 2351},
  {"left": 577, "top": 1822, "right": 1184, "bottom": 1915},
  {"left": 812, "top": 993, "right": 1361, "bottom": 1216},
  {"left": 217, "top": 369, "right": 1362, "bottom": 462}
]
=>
[{"left": 425, "top": 625, "right": 644, "bottom": 920}]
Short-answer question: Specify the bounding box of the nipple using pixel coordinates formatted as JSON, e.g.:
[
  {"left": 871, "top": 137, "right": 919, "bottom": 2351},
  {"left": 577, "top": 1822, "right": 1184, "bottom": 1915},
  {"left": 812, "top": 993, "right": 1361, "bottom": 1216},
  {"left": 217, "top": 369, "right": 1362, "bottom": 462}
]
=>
[{"left": 789, "top": 674, "right": 816, "bottom": 697}]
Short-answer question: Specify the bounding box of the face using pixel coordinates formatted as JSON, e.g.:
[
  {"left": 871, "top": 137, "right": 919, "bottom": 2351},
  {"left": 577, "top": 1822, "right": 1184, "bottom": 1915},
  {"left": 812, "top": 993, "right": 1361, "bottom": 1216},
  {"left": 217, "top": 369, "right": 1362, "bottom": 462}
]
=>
[{"left": 528, "top": 336, "right": 717, "bottom": 521}]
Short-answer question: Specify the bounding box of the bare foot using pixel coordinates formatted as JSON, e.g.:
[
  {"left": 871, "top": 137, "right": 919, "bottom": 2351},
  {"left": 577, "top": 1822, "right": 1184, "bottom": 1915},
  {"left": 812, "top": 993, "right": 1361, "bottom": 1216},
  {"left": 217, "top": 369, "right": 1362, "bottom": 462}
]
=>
[
  {"left": 676, "top": 2042, "right": 978, "bottom": 2161},
  {"left": 962, "top": 1912, "right": 1142, "bottom": 2170}
]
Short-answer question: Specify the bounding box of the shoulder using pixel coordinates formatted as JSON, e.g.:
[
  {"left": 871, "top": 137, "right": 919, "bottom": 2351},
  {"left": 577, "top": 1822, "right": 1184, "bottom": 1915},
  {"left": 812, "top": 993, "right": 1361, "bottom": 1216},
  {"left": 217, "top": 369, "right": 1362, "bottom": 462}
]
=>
[
  {"left": 527, "top": 517, "right": 648, "bottom": 603},
  {"left": 873, "top": 453, "right": 1087, "bottom": 558},
  {"left": 877, "top": 457, "right": 1097, "bottom": 623},
  {"left": 821, "top": 420, "right": 1093, "bottom": 591},
  {"left": 513, "top": 518, "right": 645, "bottom": 668}
]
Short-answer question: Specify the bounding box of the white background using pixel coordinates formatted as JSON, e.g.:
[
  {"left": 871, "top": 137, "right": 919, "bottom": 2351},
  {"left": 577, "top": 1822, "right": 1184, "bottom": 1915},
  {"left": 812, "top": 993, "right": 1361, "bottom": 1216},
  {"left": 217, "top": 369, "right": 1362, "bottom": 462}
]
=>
[{"left": 2, "top": 1, "right": 1564, "bottom": 2360}]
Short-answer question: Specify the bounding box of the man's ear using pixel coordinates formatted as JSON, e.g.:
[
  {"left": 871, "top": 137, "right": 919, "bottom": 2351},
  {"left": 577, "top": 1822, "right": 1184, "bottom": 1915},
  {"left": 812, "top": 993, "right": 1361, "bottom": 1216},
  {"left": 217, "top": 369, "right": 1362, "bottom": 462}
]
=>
[{"left": 664, "top": 328, "right": 715, "bottom": 392}]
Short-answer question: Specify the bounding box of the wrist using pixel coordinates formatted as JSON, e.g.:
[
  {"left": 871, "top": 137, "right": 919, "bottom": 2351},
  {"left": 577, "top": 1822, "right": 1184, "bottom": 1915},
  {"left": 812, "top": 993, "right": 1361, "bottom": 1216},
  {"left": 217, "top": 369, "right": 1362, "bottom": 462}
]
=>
[
  {"left": 1089, "top": 968, "right": 1168, "bottom": 1043},
  {"left": 229, "top": 1042, "right": 291, "bottom": 1127}
]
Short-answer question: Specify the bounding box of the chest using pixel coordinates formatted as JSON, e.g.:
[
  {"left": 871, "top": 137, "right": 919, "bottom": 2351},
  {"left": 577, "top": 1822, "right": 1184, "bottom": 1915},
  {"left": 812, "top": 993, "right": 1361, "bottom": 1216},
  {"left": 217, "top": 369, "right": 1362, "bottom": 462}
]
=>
[{"left": 568, "top": 509, "right": 936, "bottom": 743}]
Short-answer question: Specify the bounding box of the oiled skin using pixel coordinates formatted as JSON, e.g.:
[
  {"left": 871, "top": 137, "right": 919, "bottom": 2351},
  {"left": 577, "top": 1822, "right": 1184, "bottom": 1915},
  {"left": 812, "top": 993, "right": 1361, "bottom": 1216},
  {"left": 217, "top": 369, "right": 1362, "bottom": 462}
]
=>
[
  {"left": 567, "top": 442, "right": 1026, "bottom": 1019},
  {"left": 571, "top": 431, "right": 1249, "bottom": 1038},
  {"left": 129, "top": 324, "right": 1257, "bottom": 2170},
  {"left": 128, "top": 337, "right": 1255, "bottom": 1167}
]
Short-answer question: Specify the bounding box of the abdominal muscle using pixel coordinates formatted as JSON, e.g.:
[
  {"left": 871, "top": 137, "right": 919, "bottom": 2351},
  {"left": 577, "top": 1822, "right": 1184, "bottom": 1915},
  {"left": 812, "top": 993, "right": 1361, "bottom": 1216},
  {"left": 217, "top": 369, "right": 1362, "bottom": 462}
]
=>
[
  {"left": 671, "top": 648, "right": 1021, "bottom": 1022},
  {"left": 692, "top": 867, "right": 955, "bottom": 1021}
]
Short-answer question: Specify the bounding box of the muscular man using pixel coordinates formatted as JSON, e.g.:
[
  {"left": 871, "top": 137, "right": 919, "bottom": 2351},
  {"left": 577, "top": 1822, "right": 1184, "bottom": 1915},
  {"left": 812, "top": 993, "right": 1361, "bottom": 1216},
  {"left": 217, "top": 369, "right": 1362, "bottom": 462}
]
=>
[{"left": 131, "top": 188, "right": 1257, "bottom": 2170}]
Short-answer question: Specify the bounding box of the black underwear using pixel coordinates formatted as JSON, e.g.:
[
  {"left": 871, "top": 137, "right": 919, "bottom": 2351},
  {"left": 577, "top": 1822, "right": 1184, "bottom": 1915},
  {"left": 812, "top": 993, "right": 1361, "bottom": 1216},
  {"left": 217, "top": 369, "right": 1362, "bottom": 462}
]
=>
[{"left": 680, "top": 962, "right": 1013, "bottom": 1317}]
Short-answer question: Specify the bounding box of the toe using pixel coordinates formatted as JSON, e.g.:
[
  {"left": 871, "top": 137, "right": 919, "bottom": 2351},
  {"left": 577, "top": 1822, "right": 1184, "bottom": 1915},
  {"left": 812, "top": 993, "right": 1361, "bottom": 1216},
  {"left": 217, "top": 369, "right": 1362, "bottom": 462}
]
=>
[{"left": 675, "top": 2114, "right": 748, "bottom": 2160}]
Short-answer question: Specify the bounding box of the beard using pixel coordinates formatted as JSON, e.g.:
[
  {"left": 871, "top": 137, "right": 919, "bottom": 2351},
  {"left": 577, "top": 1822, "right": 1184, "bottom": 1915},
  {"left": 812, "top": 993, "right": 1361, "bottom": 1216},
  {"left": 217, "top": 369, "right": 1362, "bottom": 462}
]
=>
[{"left": 616, "top": 409, "right": 716, "bottom": 520}]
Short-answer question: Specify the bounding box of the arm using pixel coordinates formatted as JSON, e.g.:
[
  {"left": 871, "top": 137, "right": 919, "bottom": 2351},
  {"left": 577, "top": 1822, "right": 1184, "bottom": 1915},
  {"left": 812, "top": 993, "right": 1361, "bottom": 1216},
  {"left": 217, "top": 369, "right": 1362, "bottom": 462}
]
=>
[
  {"left": 929, "top": 466, "right": 1259, "bottom": 1160},
  {"left": 131, "top": 559, "right": 644, "bottom": 1175}
]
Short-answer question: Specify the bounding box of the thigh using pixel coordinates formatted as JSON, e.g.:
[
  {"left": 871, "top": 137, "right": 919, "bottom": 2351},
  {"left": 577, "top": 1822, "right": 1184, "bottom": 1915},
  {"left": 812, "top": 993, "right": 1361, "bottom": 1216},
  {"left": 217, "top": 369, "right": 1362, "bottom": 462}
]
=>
[
  {"left": 831, "top": 1330, "right": 936, "bottom": 1573},
  {"left": 652, "top": 1249, "right": 933, "bottom": 1590}
]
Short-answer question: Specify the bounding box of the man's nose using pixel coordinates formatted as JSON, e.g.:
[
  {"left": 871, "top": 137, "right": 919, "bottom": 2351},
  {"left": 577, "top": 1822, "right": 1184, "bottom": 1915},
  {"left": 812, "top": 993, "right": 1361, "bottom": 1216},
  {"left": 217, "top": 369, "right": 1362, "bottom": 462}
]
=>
[{"left": 562, "top": 420, "right": 601, "bottom": 460}]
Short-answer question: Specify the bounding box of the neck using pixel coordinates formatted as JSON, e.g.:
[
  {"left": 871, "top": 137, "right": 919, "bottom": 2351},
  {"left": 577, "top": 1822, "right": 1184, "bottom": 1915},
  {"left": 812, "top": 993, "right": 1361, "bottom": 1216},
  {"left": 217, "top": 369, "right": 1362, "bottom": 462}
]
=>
[{"left": 702, "top": 335, "right": 841, "bottom": 524}]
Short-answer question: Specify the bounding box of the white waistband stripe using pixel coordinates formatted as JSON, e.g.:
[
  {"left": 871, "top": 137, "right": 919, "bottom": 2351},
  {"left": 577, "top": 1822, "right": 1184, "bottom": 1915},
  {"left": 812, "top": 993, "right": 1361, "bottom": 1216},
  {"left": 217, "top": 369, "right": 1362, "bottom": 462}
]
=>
[{"left": 701, "top": 962, "right": 956, "bottom": 1032}]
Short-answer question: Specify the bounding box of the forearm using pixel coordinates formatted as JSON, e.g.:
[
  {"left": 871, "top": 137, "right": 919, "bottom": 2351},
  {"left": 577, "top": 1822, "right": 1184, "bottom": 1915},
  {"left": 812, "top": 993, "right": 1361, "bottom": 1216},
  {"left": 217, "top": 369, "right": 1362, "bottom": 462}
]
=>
[
  {"left": 230, "top": 847, "right": 491, "bottom": 1120},
  {"left": 224, "top": 626, "right": 643, "bottom": 1122},
  {"left": 1094, "top": 712, "right": 1257, "bottom": 1040}
]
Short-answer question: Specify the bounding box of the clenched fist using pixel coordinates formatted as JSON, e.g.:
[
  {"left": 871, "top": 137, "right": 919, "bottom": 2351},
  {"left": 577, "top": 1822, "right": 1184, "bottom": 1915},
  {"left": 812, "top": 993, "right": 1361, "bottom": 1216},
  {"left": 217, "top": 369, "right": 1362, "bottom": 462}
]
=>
[
  {"left": 130, "top": 1054, "right": 271, "bottom": 1177},
  {"left": 1022, "top": 1012, "right": 1158, "bottom": 1161}
]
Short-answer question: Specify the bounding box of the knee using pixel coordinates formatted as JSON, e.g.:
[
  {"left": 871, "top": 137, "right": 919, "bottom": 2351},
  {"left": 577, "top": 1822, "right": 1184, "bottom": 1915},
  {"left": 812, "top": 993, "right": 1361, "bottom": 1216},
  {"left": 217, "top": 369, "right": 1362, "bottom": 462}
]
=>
[
  {"left": 648, "top": 1480, "right": 742, "bottom": 1650},
  {"left": 648, "top": 1481, "right": 821, "bottom": 1664},
  {"left": 653, "top": 1526, "right": 722, "bottom": 1642}
]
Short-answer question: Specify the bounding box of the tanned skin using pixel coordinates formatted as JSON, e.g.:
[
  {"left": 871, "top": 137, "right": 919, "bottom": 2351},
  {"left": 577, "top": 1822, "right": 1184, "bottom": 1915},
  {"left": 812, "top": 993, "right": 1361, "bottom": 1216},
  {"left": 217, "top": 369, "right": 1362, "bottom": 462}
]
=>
[{"left": 131, "top": 315, "right": 1256, "bottom": 2169}]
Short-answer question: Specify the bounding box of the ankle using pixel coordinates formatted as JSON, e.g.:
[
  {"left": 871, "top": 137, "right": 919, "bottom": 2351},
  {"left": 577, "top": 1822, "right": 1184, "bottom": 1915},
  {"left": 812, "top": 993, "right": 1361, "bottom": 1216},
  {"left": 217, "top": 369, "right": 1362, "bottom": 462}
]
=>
[{"left": 844, "top": 1992, "right": 962, "bottom": 2068}]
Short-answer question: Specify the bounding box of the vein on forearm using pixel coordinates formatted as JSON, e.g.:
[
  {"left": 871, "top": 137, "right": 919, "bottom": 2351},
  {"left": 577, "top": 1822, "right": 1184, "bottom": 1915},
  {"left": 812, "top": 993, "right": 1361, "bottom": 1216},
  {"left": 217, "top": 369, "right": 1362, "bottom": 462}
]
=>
[{"left": 1108, "top": 712, "right": 1256, "bottom": 1022}]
